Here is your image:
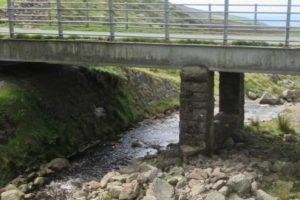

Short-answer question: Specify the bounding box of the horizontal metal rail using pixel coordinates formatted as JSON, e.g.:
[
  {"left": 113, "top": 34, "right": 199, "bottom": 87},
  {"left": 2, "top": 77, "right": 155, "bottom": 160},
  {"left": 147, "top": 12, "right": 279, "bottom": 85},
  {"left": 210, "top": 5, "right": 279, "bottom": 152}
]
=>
[{"left": 1, "top": 0, "right": 300, "bottom": 46}]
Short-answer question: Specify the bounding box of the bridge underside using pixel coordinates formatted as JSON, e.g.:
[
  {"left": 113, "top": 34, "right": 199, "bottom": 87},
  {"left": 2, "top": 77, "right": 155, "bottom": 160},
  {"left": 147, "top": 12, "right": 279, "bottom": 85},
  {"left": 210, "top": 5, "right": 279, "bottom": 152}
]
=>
[{"left": 180, "top": 66, "right": 245, "bottom": 156}]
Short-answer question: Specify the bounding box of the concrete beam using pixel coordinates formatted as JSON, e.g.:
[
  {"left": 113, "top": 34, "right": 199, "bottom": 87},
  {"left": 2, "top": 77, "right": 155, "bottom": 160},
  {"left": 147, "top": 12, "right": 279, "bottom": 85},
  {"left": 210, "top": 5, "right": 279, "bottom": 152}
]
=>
[{"left": 0, "top": 39, "right": 300, "bottom": 74}]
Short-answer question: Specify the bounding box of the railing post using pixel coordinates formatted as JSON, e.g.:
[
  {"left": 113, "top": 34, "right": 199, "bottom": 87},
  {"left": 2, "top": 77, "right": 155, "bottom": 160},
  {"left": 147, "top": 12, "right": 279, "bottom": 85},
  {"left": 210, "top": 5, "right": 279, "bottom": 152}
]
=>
[
  {"left": 84, "top": 0, "right": 90, "bottom": 27},
  {"left": 124, "top": 2, "right": 128, "bottom": 29},
  {"left": 6, "top": 0, "right": 14, "bottom": 38},
  {"left": 254, "top": 4, "right": 258, "bottom": 31},
  {"left": 164, "top": 0, "right": 170, "bottom": 41},
  {"left": 223, "top": 0, "right": 229, "bottom": 45},
  {"left": 108, "top": 0, "right": 114, "bottom": 40},
  {"left": 208, "top": 3, "right": 212, "bottom": 25},
  {"left": 48, "top": 0, "right": 52, "bottom": 26},
  {"left": 285, "top": 0, "right": 292, "bottom": 47},
  {"left": 56, "top": 0, "right": 63, "bottom": 38}
]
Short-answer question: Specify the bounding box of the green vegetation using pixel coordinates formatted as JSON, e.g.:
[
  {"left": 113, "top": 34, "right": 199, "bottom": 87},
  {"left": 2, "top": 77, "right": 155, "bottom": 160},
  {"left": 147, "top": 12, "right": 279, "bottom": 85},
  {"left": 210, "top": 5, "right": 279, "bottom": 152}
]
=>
[{"left": 0, "top": 65, "right": 179, "bottom": 186}]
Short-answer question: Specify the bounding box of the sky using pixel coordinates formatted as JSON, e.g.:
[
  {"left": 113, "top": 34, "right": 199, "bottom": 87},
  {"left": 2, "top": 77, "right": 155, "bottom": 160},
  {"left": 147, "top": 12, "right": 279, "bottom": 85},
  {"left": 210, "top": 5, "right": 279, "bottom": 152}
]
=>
[{"left": 169, "top": 0, "right": 300, "bottom": 26}]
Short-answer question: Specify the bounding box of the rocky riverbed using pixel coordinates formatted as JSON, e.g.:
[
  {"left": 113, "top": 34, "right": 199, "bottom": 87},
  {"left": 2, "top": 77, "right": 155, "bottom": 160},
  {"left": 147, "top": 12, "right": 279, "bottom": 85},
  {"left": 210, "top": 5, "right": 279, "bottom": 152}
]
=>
[{"left": 1, "top": 103, "right": 299, "bottom": 200}]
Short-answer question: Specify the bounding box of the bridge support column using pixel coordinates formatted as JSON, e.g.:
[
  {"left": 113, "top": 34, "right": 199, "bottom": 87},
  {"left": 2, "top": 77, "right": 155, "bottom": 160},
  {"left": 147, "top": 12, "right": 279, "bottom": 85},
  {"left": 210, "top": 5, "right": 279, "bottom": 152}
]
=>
[
  {"left": 180, "top": 66, "right": 214, "bottom": 157},
  {"left": 214, "top": 72, "right": 244, "bottom": 149}
]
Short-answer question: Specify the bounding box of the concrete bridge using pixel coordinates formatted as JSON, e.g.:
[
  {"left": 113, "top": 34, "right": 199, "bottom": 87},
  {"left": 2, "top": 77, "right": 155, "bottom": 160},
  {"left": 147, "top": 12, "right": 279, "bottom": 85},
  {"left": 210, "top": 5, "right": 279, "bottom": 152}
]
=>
[{"left": 1, "top": 39, "right": 300, "bottom": 155}]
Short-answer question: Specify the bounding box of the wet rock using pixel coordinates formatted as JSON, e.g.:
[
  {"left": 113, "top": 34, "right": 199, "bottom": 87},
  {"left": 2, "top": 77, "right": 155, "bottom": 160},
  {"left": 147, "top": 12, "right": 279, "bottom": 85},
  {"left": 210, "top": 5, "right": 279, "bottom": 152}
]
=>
[
  {"left": 146, "top": 178, "right": 174, "bottom": 200},
  {"left": 227, "top": 174, "right": 251, "bottom": 196},
  {"left": 46, "top": 158, "right": 70, "bottom": 172},
  {"left": 23, "top": 193, "right": 35, "bottom": 199},
  {"left": 259, "top": 92, "right": 280, "bottom": 105},
  {"left": 38, "top": 167, "right": 54, "bottom": 177},
  {"left": 119, "top": 180, "right": 140, "bottom": 200},
  {"left": 18, "top": 184, "right": 28, "bottom": 193},
  {"left": 205, "top": 191, "right": 225, "bottom": 200},
  {"left": 256, "top": 189, "right": 278, "bottom": 200},
  {"left": 1, "top": 189, "right": 24, "bottom": 200},
  {"left": 100, "top": 171, "right": 120, "bottom": 188},
  {"left": 27, "top": 172, "right": 37, "bottom": 182},
  {"left": 131, "top": 139, "right": 144, "bottom": 148},
  {"left": 33, "top": 177, "right": 47, "bottom": 187}
]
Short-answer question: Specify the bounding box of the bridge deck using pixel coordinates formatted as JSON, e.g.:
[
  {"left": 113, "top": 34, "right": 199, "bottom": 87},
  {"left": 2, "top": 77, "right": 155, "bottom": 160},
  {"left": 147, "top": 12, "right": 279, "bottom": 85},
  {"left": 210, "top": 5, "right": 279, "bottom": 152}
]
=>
[{"left": 0, "top": 39, "right": 300, "bottom": 74}]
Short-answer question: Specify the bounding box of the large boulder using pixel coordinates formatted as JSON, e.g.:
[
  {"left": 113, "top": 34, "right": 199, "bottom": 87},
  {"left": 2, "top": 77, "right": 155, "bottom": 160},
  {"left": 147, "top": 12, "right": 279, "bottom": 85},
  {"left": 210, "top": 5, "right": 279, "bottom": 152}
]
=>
[
  {"left": 282, "top": 89, "right": 300, "bottom": 102},
  {"left": 259, "top": 92, "right": 280, "bottom": 105}
]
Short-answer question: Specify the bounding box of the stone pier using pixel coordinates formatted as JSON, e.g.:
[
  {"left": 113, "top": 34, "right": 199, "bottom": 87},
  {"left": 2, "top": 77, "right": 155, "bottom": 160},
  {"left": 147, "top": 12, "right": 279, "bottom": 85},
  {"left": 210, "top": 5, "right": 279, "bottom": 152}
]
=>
[
  {"left": 214, "top": 72, "right": 245, "bottom": 149},
  {"left": 180, "top": 68, "right": 245, "bottom": 155},
  {"left": 180, "top": 66, "right": 214, "bottom": 156}
]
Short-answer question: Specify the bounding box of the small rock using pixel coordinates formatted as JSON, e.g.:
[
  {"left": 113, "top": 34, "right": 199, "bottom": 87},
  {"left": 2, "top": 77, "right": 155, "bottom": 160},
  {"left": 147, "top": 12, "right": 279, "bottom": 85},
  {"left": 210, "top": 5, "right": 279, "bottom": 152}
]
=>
[
  {"left": 271, "top": 161, "right": 286, "bottom": 173},
  {"left": 251, "top": 181, "right": 258, "bottom": 194},
  {"left": 146, "top": 178, "right": 174, "bottom": 200},
  {"left": 46, "top": 158, "right": 70, "bottom": 172},
  {"left": 83, "top": 180, "right": 101, "bottom": 191},
  {"left": 119, "top": 180, "right": 140, "bottom": 200},
  {"left": 227, "top": 174, "right": 251, "bottom": 196},
  {"left": 180, "top": 145, "right": 205, "bottom": 157},
  {"left": 218, "top": 186, "right": 229, "bottom": 196},
  {"left": 247, "top": 91, "right": 259, "bottom": 100},
  {"left": 205, "top": 191, "right": 225, "bottom": 200},
  {"left": 10, "top": 177, "right": 26, "bottom": 187},
  {"left": 190, "top": 183, "right": 206, "bottom": 196},
  {"left": 131, "top": 139, "right": 144, "bottom": 148},
  {"left": 100, "top": 171, "right": 120, "bottom": 188},
  {"left": 23, "top": 193, "right": 35, "bottom": 199},
  {"left": 228, "top": 193, "right": 244, "bottom": 200},
  {"left": 168, "top": 178, "right": 178, "bottom": 186},
  {"left": 33, "top": 177, "right": 47, "bottom": 187},
  {"left": 256, "top": 189, "right": 278, "bottom": 200},
  {"left": 212, "top": 180, "right": 226, "bottom": 190},
  {"left": 187, "top": 168, "right": 208, "bottom": 180},
  {"left": 107, "top": 185, "right": 123, "bottom": 198},
  {"left": 18, "top": 184, "right": 28, "bottom": 193}
]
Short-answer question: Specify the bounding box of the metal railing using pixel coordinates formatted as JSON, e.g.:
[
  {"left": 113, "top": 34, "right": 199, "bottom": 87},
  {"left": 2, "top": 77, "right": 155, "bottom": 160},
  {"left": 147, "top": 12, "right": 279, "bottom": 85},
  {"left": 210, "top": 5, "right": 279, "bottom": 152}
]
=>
[{"left": 0, "top": 0, "right": 300, "bottom": 46}]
